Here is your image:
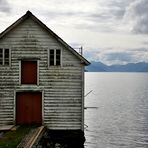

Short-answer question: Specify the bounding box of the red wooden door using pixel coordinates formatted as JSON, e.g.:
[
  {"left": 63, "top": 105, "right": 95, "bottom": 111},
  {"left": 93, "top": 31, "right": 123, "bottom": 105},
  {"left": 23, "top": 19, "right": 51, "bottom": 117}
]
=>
[
  {"left": 21, "top": 61, "right": 37, "bottom": 84},
  {"left": 16, "top": 92, "right": 42, "bottom": 125}
]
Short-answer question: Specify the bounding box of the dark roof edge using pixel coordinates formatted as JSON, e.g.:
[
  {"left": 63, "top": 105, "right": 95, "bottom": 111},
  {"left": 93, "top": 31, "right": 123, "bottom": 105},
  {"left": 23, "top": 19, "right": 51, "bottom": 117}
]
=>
[
  {"left": 0, "top": 11, "right": 90, "bottom": 65},
  {"left": 0, "top": 11, "right": 30, "bottom": 39}
]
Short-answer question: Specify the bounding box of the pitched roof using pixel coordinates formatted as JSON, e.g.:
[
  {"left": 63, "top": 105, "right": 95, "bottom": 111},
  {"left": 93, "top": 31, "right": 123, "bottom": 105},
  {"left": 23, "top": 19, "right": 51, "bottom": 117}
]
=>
[{"left": 0, "top": 11, "right": 90, "bottom": 65}]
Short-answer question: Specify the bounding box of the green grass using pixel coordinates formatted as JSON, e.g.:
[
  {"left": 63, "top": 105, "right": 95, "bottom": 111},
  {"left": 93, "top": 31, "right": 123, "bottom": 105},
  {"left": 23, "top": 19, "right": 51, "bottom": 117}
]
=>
[{"left": 0, "top": 125, "right": 37, "bottom": 148}]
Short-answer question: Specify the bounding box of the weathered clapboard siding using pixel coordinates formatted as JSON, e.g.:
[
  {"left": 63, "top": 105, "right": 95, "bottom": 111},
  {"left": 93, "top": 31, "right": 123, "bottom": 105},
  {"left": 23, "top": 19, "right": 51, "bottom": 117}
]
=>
[{"left": 0, "top": 15, "right": 86, "bottom": 130}]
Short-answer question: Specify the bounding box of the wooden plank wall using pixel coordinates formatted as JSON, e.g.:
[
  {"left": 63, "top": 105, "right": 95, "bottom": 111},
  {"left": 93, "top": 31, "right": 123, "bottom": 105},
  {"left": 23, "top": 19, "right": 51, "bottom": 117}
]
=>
[{"left": 0, "top": 18, "right": 84, "bottom": 130}]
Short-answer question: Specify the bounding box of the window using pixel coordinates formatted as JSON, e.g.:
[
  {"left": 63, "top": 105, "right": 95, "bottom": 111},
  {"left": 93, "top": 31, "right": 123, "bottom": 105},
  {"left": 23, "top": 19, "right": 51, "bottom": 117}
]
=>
[
  {"left": 49, "top": 50, "right": 54, "bottom": 66},
  {"left": 0, "top": 49, "right": 2, "bottom": 65},
  {"left": 0, "top": 48, "right": 10, "bottom": 66},
  {"left": 56, "top": 50, "right": 61, "bottom": 65},
  {"left": 49, "top": 49, "right": 61, "bottom": 66},
  {"left": 4, "top": 49, "right": 9, "bottom": 65}
]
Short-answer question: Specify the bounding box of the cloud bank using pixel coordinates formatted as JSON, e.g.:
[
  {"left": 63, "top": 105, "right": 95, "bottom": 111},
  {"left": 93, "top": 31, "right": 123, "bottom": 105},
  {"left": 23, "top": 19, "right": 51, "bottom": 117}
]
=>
[
  {"left": 0, "top": 0, "right": 148, "bottom": 65},
  {"left": 84, "top": 47, "right": 148, "bottom": 65}
]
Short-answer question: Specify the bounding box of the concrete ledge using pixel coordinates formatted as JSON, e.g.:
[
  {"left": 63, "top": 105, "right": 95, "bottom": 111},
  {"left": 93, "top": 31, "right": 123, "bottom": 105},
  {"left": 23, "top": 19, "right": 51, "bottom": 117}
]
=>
[{"left": 0, "top": 125, "right": 14, "bottom": 131}]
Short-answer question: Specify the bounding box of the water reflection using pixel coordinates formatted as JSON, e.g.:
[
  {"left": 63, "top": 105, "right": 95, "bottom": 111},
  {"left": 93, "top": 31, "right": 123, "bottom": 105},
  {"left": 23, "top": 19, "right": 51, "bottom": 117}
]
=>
[{"left": 85, "top": 72, "right": 148, "bottom": 148}]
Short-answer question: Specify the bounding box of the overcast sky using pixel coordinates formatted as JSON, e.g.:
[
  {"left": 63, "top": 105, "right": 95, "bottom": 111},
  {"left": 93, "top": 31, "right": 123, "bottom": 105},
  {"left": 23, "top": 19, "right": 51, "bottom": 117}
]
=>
[{"left": 0, "top": 0, "right": 148, "bottom": 65}]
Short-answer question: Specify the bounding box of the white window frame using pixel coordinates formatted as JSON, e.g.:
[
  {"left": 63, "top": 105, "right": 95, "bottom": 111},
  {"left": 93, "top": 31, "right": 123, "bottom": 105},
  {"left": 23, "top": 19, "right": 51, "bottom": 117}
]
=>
[
  {"left": 0, "top": 48, "right": 11, "bottom": 66},
  {"left": 48, "top": 49, "right": 62, "bottom": 67}
]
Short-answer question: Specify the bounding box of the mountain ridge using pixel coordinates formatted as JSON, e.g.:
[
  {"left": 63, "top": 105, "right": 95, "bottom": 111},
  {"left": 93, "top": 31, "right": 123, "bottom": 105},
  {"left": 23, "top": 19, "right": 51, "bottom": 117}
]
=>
[{"left": 85, "top": 61, "right": 148, "bottom": 72}]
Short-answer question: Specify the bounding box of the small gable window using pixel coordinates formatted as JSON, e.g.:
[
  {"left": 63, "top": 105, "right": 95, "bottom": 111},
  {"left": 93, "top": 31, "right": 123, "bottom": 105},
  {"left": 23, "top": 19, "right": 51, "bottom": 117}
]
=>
[
  {"left": 49, "top": 49, "right": 61, "bottom": 66},
  {"left": 0, "top": 48, "right": 10, "bottom": 66}
]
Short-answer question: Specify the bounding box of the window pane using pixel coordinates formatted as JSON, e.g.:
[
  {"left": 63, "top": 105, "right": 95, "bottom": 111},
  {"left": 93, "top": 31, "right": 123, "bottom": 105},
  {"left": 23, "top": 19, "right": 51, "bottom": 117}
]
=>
[
  {"left": 0, "top": 49, "right": 2, "bottom": 65},
  {"left": 56, "top": 50, "right": 61, "bottom": 65},
  {"left": 50, "top": 50, "right": 54, "bottom": 54},
  {"left": 56, "top": 50, "right": 60, "bottom": 55},
  {"left": 50, "top": 50, "right": 54, "bottom": 66},
  {"left": 4, "top": 49, "right": 9, "bottom": 65}
]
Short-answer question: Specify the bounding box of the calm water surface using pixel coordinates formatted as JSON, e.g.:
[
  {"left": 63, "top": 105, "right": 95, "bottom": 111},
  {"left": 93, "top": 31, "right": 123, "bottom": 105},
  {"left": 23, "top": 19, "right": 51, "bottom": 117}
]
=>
[{"left": 84, "top": 72, "right": 148, "bottom": 148}]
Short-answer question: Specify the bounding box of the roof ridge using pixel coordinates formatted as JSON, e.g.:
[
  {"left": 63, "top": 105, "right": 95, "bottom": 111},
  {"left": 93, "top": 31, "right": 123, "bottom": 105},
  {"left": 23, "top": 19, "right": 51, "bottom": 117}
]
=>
[
  {"left": 26, "top": 10, "right": 32, "bottom": 15},
  {"left": 0, "top": 11, "right": 90, "bottom": 65}
]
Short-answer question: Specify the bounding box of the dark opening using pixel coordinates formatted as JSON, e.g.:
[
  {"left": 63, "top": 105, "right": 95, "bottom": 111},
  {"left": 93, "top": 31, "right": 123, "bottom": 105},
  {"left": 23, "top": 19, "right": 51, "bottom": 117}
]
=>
[
  {"left": 4, "top": 49, "right": 9, "bottom": 65},
  {"left": 56, "top": 49, "right": 61, "bottom": 65},
  {"left": 50, "top": 50, "right": 54, "bottom": 66},
  {"left": 0, "top": 49, "right": 2, "bottom": 65}
]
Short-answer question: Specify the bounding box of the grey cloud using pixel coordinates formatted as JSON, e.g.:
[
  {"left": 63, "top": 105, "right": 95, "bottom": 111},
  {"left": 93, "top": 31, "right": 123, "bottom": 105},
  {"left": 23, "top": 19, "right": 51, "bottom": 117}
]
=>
[
  {"left": 82, "top": 0, "right": 133, "bottom": 32},
  {"left": 0, "top": 0, "right": 11, "bottom": 13},
  {"left": 142, "top": 42, "right": 148, "bottom": 45},
  {"left": 123, "top": 0, "right": 148, "bottom": 34},
  {"left": 84, "top": 47, "right": 148, "bottom": 65},
  {"left": 105, "top": 52, "right": 131, "bottom": 62},
  {"left": 133, "top": 18, "right": 148, "bottom": 34},
  {"left": 37, "top": 0, "right": 148, "bottom": 34},
  {"left": 84, "top": 51, "right": 99, "bottom": 61},
  {"left": 101, "top": 52, "right": 133, "bottom": 64},
  {"left": 41, "top": 11, "right": 82, "bottom": 18},
  {"left": 88, "top": 13, "right": 112, "bottom": 21},
  {"left": 95, "top": 0, "right": 132, "bottom": 19},
  {"left": 37, "top": 0, "right": 136, "bottom": 33},
  {"left": 130, "top": 48, "right": 148, "bottom": 52},
  {"left": 40, "top": 0, "right": 131, "bottom": 33}
]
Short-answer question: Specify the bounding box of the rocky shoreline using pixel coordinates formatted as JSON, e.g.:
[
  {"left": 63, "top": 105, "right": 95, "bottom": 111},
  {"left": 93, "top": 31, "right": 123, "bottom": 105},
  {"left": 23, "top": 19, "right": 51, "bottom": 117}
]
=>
[{"left": 34, "top": 130, "right": 85, "bottom": 148}]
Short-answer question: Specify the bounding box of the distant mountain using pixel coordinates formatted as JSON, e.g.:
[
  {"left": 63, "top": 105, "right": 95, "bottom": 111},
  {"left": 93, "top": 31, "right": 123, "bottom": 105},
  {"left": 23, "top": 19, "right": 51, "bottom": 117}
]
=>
[
  {"left": 85, "top": 61, "right": 107, "bottom": 72},
  {"left": 86, "top": 61, "right": 148, "bottom": 72}
]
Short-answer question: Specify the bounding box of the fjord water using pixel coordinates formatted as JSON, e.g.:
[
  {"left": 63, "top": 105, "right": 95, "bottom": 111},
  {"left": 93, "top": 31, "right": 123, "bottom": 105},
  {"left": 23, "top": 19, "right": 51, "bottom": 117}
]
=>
[{"left": 84, "top": 72, "right": 148, "bottom": 148}]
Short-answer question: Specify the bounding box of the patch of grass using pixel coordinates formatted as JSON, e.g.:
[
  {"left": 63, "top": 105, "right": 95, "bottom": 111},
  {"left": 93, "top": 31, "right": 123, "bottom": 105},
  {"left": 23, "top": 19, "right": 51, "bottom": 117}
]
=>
[{"left": 0, "top": 125, "right": 37, "bottom": 148}]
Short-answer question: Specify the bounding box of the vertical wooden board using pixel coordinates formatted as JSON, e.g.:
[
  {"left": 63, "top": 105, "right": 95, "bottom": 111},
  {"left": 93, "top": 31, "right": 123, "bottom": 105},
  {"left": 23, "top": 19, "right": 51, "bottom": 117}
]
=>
[
  {"left": 32, "top": 92, "right": 42, "bottom": 124},
  {"left": 16, "top": 93, "right": 25, "bottom": 124}
]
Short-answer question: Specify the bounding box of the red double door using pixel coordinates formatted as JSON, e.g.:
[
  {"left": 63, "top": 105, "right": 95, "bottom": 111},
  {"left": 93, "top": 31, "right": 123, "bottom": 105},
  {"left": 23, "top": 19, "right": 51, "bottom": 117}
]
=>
[{"left": 16, "top": 92, "right": 42, "bottom": 125}]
